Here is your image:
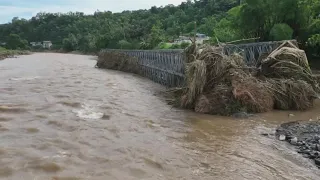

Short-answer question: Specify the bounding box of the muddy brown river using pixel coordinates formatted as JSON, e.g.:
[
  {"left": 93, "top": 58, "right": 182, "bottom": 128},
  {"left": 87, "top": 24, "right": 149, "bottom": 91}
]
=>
[{"left": 1, "top": 53, "right": 320, "bottom": 180}]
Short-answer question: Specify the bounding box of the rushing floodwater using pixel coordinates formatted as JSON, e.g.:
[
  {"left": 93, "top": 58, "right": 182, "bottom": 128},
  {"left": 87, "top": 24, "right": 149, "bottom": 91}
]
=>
[{"left": 1, "top": 53, "right": 320, "bottom": 180}]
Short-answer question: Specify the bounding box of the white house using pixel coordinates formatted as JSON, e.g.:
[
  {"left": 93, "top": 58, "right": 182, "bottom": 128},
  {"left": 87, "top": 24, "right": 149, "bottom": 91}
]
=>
[
  {"left": 30, "top": 42, "right": 42, "bottom": 46},
  {"left": 174, "top": 36, "right": 192, "bottom": 44},
  {"left": 195, "top": 33, "right": 210, "bottom": 44},
  {"left": 173, "top": 33, "right": 210, "bottom": 45},
  {"left": 30, "top": 41, "right": 52, "bottom": 49},
  {"left": 42, "top": 41, "right": 52, "bottom": 49}
]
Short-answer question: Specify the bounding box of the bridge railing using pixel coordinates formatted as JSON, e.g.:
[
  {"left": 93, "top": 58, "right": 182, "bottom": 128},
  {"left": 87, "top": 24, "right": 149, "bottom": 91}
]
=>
[
  {"left": 100, "top": 49, "right": 186, "bottom": 87},
  {"left": 223, "top": 40, "right": 298, "bottom": 66}
]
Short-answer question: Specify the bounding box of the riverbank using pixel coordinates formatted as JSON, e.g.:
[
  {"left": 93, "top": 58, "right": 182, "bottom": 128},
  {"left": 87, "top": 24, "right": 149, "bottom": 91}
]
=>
[
  {"left": 31, "top": 49, "right": 97, "bottom": 56},
  {"left": 276, "top": 120, "right": 320, "bottom": 168},
  {"left": 0, "top": 49, "right": 31, "bottom": 60}
]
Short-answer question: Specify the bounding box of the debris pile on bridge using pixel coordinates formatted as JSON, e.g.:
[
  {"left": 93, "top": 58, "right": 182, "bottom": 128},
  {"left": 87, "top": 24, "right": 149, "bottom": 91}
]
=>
[
  {"left": 176, "top": 41, "right": 319, "bottom": 115},
  {"left": 96, "top": 50, "right": 140, "bottom": 74}
]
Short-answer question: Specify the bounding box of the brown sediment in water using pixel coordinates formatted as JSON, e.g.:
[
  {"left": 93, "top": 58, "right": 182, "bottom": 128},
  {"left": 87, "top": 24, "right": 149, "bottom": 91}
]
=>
[
  {"left": 52, "top": 177, "right": 82, "bottom": 180},
  {"left": 0, "top": 117, "right": 12, "bottom": 122},
  {"left": 35, "top": 114, "right": 47, "bottom": 119},
  {"left": 0, "top": 105, "right": 27, "bottom": 113},
  {"left": 58, "top": 101, "right": 81, "bottom": 108},
  {"left": 1, "top": 53, "right": 320, "bottom": 180},
  {"left": 25, "top": 128, "right": 40, "bottom": 133},
  {"left": 0, "top": 167, "right": 13, "bottom": 177},
  {"left": 26, "top": 160, "right": 62, "bottom": 173},
  {"left": 0, "top": 125, "right": 9, "bottom": 131}
]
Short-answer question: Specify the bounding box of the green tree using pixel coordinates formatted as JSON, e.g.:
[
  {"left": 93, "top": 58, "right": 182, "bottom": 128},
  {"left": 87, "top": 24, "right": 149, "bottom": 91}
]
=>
[
  {"left": 1, "top": 0, "right": 318, "bottom": 55},
  {"left": 78, "top": 34, "right": 96, "bottom": 52},
  {"left": 149, "top": 21, "right": 165, "bottom": 48},
  {"left": 118, "top": 39, "right": 132, "bottom": 49},
  {"left": 6, "top": 34, "right": 28, "bottom": 50},
  {"left": 307, "top": 34, "right": 320, "bottom": 56},
  {"left": 269, "top": 23, "right": 294, "bottom": 41},
  {"left": 62, "top": 33, "right": 78, "bottom": 51},
  {"left": 212, "top": 6, "right": 243, "bottom": 43}
]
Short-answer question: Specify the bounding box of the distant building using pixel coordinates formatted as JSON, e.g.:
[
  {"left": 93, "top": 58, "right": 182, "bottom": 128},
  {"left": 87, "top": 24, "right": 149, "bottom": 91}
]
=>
[
  {"left": 42, "top": 41, "right": 52, "bottom": 49},
  {"left": 30, "top": 41, "right": 52, "bottom": 49},
  {"left": 173, "top": 33, "right": 210, "bottom": 45},
  {"left": 30, "top": 42, "right": 42, "bottom": 46},
  {"left": 195, "top": 33, "right": 210, "bottom": 44},
  {"left": 174, "top": 36, "right": 192, "bottom": 44}
]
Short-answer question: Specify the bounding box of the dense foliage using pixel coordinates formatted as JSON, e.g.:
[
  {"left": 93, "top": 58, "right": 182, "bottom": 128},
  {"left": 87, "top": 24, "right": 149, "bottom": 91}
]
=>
[{"left": 0, "top": 0, "right": 319, "bottom": 57}]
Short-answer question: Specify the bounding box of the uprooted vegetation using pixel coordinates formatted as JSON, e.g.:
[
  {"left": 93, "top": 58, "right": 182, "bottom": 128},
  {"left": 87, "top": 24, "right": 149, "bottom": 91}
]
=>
[
  {"left": 96, "top": 50, "right": 140, "bottom": 74},
  {"left": 169, "top": 41, "right": 319, "bottom": 115}
]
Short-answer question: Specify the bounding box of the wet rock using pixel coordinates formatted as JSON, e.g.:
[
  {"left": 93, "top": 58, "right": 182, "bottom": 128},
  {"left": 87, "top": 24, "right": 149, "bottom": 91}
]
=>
[
  {"left": 276, "top": 120, "right": 320, "bottom": 168},
  {"left": 309, "top": 152, "right": 317, "bottom": 159},
  {"left": 261, "top": 133, "right": 271, "bottom": 137},
  {"left": 302, "top": 149, "right": 311, "bottom": 155},
  {"left": 288, "top": 114, "right": 295, "bottom": 117},
  {"left": 310, "top": 144, "right": 317, "bottom": 150},
  {"left": 279, "top": 134, "right": 286, "bottom": 141},
  {"left": 303, "top": 154, "right": 310, "bottom": 158},
  {"left": 290, "top": 137, "right": 298, "bottom": 145}
]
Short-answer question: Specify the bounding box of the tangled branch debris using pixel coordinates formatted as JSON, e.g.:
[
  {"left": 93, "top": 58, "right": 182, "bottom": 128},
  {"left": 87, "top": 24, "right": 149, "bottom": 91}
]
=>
[
  {"left": 176, "top": 41, "right": 319, "bottom": 115},
  {"left": 96, "top": 50, "right": 140, "bottom": 74}
]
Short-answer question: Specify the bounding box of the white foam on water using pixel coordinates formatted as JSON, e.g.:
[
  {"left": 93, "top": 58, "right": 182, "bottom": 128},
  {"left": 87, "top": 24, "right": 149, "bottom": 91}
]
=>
[
  {"left": 9, "top": 76, "right": 41, "bottom": 81},
  {"left": 72, "top": 103, "right": 104, "bottom": 120}
]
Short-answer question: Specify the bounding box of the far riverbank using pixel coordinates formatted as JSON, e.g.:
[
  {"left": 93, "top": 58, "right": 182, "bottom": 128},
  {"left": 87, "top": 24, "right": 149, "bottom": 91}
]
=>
[{"left": 0, "top": 49, "right": 31, "bottom": 60}]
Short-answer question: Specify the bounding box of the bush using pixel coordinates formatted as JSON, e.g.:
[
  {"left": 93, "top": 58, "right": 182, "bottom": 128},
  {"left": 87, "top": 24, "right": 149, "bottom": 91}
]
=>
[
  {"left": 180, "top": 42, "right": 191, "bottom": 49},
  {"left": 62, "top": 34, "right": 78, "bottom": 52},
  {"left": 269, "top": 23, "right": 294, "bottom": 41},
  {"left": 50, "top": 44, "right": 62, "bottom": 50},
  {"left": 5, "top": 34, "right": 28, "bottom": 50},
  {"left": 306, "top": 34, "right": 320, "bottom": 57},
  {"left": 157, "top": 42, "right": 172, "bottom": 49},
  {"left": 117, "top": 40, "right": 132, "bottom": 49}
]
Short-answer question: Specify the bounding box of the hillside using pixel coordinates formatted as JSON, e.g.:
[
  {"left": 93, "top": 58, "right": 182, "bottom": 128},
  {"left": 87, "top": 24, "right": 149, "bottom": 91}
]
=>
[{"left": 0, "top": 0, "right": 319, "bottom": 57}]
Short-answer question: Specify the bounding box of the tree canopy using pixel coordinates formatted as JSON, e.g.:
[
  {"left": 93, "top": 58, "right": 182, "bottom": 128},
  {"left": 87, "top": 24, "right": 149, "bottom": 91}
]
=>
[{"left": 0, "top": 0, "right": 319, "bottom": 57}]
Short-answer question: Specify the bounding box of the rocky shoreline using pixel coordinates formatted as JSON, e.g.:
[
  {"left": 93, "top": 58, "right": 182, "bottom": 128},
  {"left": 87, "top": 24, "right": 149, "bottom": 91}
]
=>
[{"left": 276, "top": 120, "right": 320, "bottom": 168}]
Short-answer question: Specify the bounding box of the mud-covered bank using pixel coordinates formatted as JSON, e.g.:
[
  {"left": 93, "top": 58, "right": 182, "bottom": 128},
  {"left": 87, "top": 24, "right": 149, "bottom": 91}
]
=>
[{"left": 276, "top": 120, "right": 320, "bottom": 168}]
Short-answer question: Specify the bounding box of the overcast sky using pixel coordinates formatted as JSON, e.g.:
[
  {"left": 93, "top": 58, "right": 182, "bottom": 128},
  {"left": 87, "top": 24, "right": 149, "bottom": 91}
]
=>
[{"left": 0, "top": 0, "right": 186, "bottom": 24}]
